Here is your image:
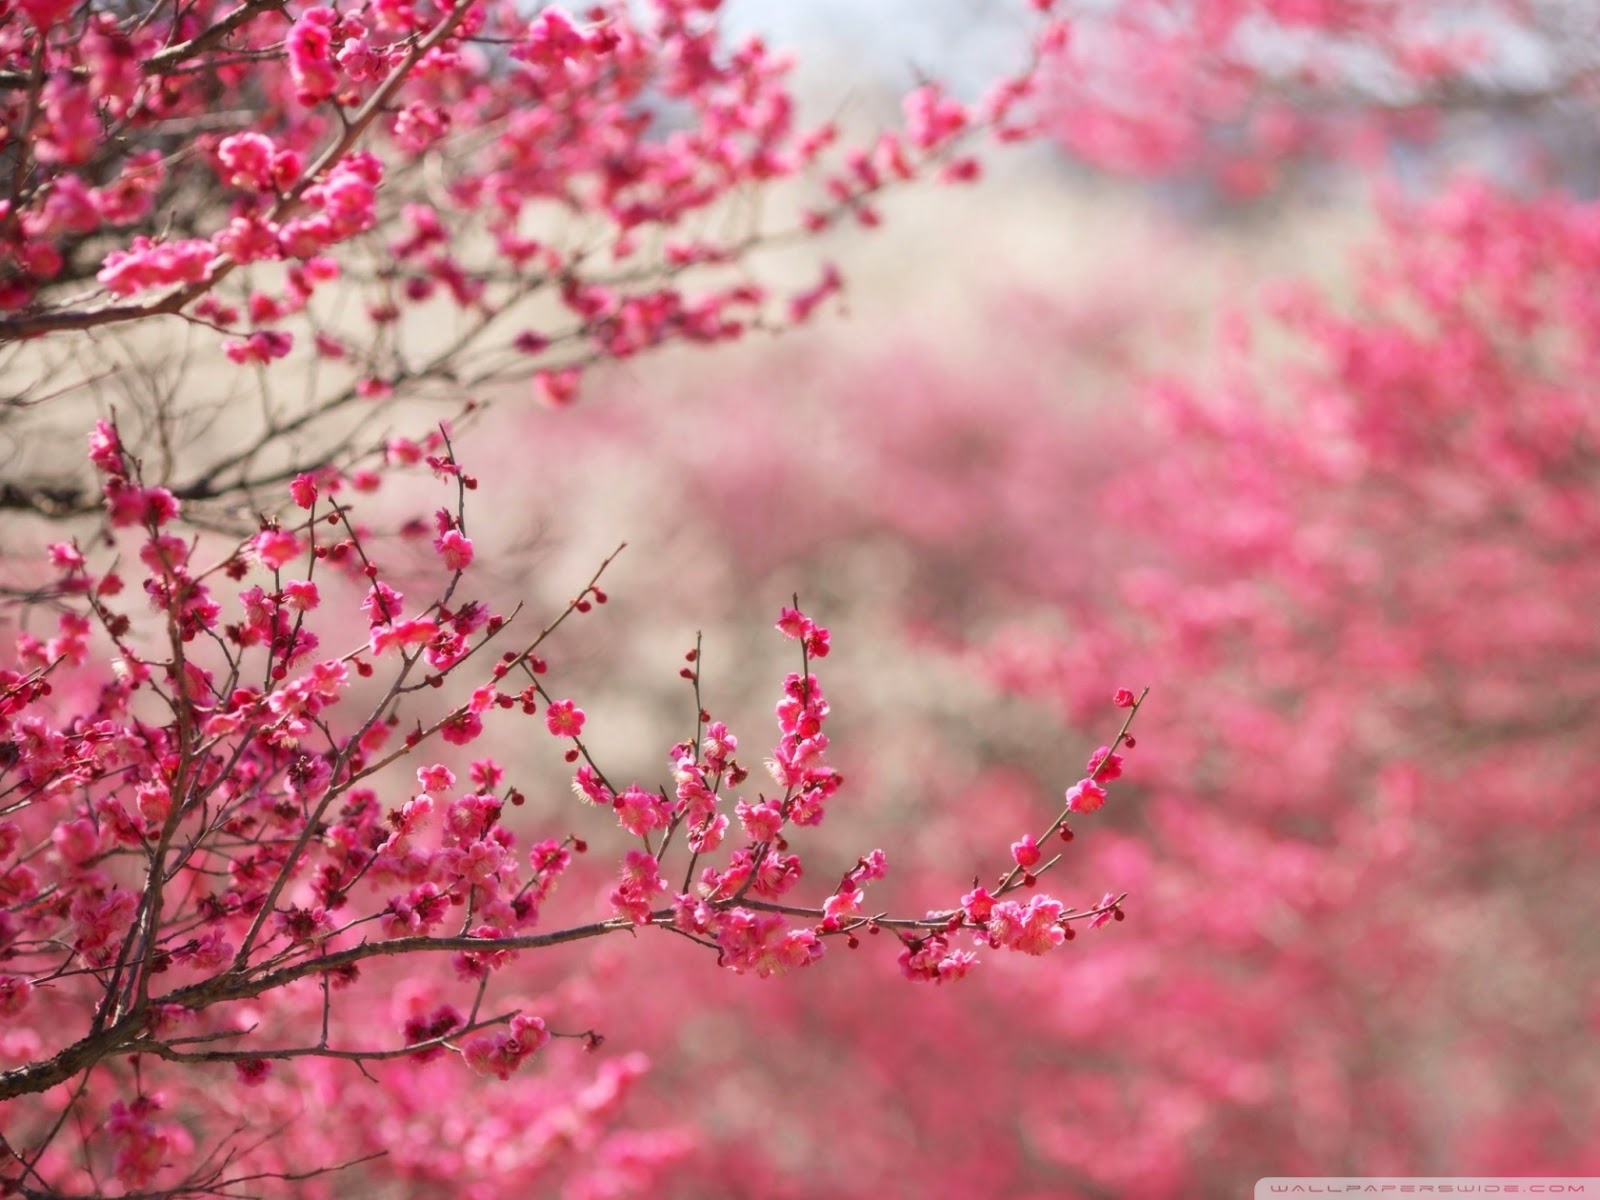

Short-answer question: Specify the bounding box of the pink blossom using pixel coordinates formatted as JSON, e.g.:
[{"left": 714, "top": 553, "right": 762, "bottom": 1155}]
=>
[
  {"left": 535, "top": 368, "right": 581, "bottom": 407},
  {"left": 48, "top": 541, "right": 85, "bottom": 571},
  {"left": 287, "top": 7, "right": 340, "bottom": 104},
  {"left": 519, "top": 6, "right": 589, "bottom": 67},
  {"left": 361, "top": 582, "right": 405, "bottom": 625},
  {"left": 213, "top": 216, "right": 281, "bottom": 264},
  {"left": 385, "top": 437, "right": 424, "bottom": 466},
  {"left": 903, "top": 84, "right": 969, "bottom": 150},
  {"left": 687, "top": 813, "right": 728, "bottom": 854},
  {"left": 416, "top": 765, "right": 455, "bottom": 796},
  {"left": 97, "top": 236, "right": 214, "bottom": 296},
  {"left": 462, "top": 1014, "right": 549, "bottom": 1080},
  {"left": 224, "top": 330, "right": 293, "bottom": 366},
  {"left": 275, "top": 905, "right": 333, "bottom": 944},
  {"left": 615, "top": 785, "right": 671, "bottom": 837},
  {"left": 251, "top": 529, "right": 301, "bottom": 570},
  {"left": 855, "top": 849, "right": 889, "bottom": 882},
  {"left": 336, "top": 37, "right": 382, "bottom": 81},
  {"left": 610, "top": 850, "right": 666, "bottom": 924},
  {"left": 52, "top": 818, "right": 99, "bottom": 866},
  {"left": 435, "top": 529, "right": 474, "bottom": 571},
  {"left": 712, "top": 906, "right": 824, "bottom": 977},
  {"left": 135, "top": 782, "right": 171, "bottom": 825},
  {"left": 823, "top": 886, "right": 862, "bottom": 924},
  {"left": 107, "top": 1097, "right": 192, "bottom": 1189},
  {"left": 370, "top": 618, "right": 438, "bottom": 655},
  {"left": 281, "top": 579, "right": 319, "bottom": 611},
  {"left": 774, "top": 605, "right": 831, "bottom": 657},
  {"left": 105, "top": 483, "right": 179, "bottom": 528},
  {"left": 217, "top": 133, "right": 277, "bottom": 190},
  {"left": 545, "top": 699, "right": 585, "bottom": 738},
  {"left": 439, "top": 710, "right": 484, "bottom": 746},
  {"left": 1087, "top": 746, "right": 1124, "bottom": 780},
  {"left": 1087, "top": 892, "right": 1120, "bottom": 931},
  {"left": 986, "top": 897, "right": 1067, "bottom": 956},
  {"left": 306, "top": 659, "right": 349, "bottom": 696},
  {"left": 736, "top": 799, "right": 784, "bottom": 842},
  {"left": 87, "top": 419, "right": 123, "bottom": 474},
  {"left": 1010, "top": 833, "right": 1042, "bottom": 869},
  {"left": 899, "top": 933, "right": 977, "bottom": 984},
  {"left": 1065, "top": 778, "right": 1107, "bottom": 814},
  {"left": 961, "top": 886, "right": 996, "bottom": 923},
  {"left": 174, "top": 930, "right": 232, "bottom": 971},
  {"left": 393, "top": 102, "right": 450, "bottom": 152},
  {"left": 572, "top": 764, "right": 612, "bottom": 806}
]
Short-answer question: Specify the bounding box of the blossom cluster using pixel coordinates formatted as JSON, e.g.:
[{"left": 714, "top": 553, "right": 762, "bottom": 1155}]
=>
[
  {"left": 0, "top": 413, "right": 1139, "bottom": 1196},
  {"left": 2, "top": 0, "right": 1058, "bottom": 425}
]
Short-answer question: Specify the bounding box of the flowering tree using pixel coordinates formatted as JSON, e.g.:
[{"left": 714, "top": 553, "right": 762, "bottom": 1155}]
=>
[
  {"left": 1045, "top": 0, "right": 1600, "bottom": 198},
  {"left": 0, "top": 1, "right": 1151, "bottom": 1196},
  {"left": 549, "top": 174, "right": 1600, "bottom": 1192},
  {"left": 0, "top": 437, "right": 1138, "bottom": 1194},
  {"left": 0, "top": 0, "right": 1052, "bottom": 517}
]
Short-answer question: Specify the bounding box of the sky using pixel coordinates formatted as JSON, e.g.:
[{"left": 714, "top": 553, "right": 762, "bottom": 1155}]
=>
[{"left": 719, "top": 0, "right": 1035, "bottom": 97}]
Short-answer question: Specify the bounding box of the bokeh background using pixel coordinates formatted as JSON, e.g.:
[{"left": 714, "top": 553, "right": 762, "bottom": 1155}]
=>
[{"left": 445, "top": 3, "right": 1600, "bottom": 1194}]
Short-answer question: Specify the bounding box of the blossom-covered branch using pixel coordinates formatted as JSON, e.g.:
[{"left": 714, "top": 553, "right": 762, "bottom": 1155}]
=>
[{"left": 0, "top": 418, "right": 1140, "bottom": 1194}]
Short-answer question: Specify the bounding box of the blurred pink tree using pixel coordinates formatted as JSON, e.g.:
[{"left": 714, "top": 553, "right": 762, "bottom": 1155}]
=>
[
  {"left": 574, "top": 178, "right": 1600, "bottom": 1194},
  {"left": 1046, "top": 0, "right": 1600, "bottom": 199},
  {"left": 0, "top": 1, "right": 1144, "bottom": 1196}
]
